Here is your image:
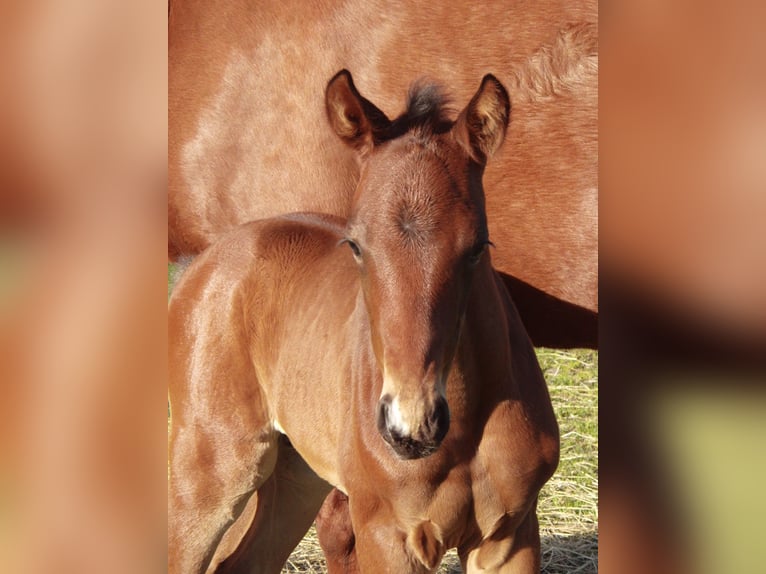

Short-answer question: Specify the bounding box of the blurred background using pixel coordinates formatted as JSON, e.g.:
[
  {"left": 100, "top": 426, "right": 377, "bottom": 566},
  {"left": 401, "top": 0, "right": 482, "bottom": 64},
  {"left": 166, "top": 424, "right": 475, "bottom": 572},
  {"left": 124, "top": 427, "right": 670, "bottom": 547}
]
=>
[
  {"left": 1, "top": 1, "right": 764, "bottom": 573},
  {"left": 1, "top": 2, "right": 166, "bottom": 573},
  {"left": 599, "top": 2, "right": 765, "bottom": 573}
]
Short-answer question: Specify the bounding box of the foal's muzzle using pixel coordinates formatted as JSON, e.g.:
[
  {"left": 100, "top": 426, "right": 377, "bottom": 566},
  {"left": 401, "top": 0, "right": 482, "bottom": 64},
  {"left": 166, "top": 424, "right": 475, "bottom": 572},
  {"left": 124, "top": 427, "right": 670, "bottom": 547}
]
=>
[{"left": 376, "top": 394, "right": 450, "bottom": 460}]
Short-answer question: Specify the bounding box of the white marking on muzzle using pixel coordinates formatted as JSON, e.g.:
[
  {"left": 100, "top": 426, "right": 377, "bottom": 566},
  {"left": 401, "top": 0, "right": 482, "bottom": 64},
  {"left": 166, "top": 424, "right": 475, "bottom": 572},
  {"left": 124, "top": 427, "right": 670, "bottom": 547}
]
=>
[{"left": 387, "top": 396, "right": 411, "bottom": 436}]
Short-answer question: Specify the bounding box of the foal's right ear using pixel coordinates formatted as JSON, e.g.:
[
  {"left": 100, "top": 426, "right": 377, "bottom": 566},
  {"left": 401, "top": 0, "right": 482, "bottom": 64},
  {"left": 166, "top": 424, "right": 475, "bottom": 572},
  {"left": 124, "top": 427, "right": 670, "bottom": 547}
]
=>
[{"left": 325, "top": 70, "right": 391, "bottom": 156}]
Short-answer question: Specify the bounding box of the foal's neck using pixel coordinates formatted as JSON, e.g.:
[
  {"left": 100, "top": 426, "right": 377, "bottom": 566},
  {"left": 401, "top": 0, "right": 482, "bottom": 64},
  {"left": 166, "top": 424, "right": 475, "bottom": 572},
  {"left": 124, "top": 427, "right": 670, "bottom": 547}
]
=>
[{"left": 454, "top": 264, "right": 521, "bottom": 406}]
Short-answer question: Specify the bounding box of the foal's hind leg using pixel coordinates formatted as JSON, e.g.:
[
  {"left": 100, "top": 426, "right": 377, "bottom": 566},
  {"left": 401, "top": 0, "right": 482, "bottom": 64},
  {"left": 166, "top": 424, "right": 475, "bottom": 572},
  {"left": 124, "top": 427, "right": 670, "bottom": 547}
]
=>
[{"left": 212, "top": 435, "right": 333, "bottom": 574}]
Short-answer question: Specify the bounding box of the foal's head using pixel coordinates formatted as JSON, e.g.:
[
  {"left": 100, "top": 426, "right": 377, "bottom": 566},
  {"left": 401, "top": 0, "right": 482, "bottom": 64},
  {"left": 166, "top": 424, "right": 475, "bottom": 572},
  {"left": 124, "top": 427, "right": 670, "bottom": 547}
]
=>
[{"left": 326, "top": 71, "right": 510, "bottom": 459}]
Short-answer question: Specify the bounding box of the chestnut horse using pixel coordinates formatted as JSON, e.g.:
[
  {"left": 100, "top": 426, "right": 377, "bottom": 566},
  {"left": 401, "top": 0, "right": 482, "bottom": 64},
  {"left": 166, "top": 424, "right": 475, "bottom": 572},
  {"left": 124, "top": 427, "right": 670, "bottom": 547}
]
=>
[
  {"left": 168, "top": 73, "right": 559, "bottom": 573},
  {"left": 168, "top": 0, "right": 598, "bottom": 349}
]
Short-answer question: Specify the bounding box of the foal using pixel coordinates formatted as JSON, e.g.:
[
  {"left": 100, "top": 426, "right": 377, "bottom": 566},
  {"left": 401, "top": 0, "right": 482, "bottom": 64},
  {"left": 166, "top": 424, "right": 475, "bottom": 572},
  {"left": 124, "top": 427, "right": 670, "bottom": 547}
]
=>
[{"left": 168, "top": 71, "right": 559, "bottom": 573}]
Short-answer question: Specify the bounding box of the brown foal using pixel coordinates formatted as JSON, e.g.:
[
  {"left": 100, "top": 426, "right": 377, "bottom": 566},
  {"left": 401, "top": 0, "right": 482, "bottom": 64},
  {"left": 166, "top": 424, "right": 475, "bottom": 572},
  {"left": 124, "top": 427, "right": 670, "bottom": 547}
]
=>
[{"left": 168, "top": 72, "right": 559, "bottom": 573}]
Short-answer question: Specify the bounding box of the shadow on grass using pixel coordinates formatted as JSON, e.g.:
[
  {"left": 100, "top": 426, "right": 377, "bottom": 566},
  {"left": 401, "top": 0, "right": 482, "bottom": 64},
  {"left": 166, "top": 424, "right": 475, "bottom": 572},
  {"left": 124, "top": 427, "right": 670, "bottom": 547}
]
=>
[{"left": 437, "top": 530, "right": 598, "bottom": 574}]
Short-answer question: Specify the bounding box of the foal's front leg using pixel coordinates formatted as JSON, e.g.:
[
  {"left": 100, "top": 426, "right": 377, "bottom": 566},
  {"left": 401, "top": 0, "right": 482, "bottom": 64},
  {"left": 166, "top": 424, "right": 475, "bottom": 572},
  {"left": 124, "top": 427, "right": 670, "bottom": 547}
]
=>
[
  {"left": 349, "top": 495, "right": 446, "bottom": 574},
  {"left": 168, "top": 255, "right": 283, "bottom": 573},
  {"left": 167, "top": 306, "right": 279, "bottom": 572},
  {"left": 460, "top": 507, "right": 541, "bottom": 574},
  {"left": 316, "top": 489, "right": 358, "bottom": 574},
  {"left": 167, "top": 413, "right": 278, "bottom": 574},
  {"left": 211, "top": 435, "right": 333, "bottom": 574}
]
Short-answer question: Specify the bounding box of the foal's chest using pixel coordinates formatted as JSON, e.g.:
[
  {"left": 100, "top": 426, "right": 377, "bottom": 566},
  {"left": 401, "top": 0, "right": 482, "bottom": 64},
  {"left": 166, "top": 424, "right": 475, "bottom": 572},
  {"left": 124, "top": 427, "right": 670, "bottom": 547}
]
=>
[{"left": 424, "top": 405, "right": 546, "bottom": 548}]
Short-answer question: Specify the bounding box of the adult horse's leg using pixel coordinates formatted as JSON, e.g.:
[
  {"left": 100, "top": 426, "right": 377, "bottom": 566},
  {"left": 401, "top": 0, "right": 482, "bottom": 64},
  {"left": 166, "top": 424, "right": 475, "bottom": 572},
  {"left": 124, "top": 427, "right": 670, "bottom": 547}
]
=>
[
  {"left": 211, "top": 436, "right": 333, "bottom": 574},
  {"left": 207, "top": 489, "right": 260, "bottom": 572},
  {"left": 499, "top": 273, "right": 598, "bottom": 349},
  {"left": 501, "top": 509, "right": 541, "bottom": 574}
]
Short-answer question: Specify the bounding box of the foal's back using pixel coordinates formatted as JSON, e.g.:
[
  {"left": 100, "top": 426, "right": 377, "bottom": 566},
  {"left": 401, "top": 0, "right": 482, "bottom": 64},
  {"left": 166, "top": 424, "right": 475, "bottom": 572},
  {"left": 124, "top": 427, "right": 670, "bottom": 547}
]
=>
[{"left": 172, "top": 211, "right": 356, "bottom": 365}]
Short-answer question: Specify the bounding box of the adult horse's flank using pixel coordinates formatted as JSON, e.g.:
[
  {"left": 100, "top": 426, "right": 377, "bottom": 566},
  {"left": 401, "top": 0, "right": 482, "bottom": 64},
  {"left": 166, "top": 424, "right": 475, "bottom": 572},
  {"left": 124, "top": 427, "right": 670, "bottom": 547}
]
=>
[
  {"left": 168, "top": 72, "right": 559, "bottom": 573},
  {"left": 168, "top": 0, "right": 598, "bottom": 349}
]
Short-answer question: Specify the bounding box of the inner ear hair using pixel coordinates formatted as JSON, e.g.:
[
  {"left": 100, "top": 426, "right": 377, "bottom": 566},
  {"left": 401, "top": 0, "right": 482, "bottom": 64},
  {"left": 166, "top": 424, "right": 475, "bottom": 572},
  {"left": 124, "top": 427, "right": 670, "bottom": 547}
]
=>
[
  {"left": 325, "top": 69, "right": 391, "bottom": 151},
  {"left": 326, "top": 70, "right": 369, "bottom": 144},
  {"left": 458, "top": 74, "right": 511, "bottom": 162}
]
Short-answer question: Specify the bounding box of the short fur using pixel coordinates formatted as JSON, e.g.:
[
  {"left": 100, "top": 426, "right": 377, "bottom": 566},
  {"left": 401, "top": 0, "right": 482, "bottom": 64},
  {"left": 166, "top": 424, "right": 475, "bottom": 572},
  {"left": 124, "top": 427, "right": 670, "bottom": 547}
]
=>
[
  {"left": 168, "top": 73, "right": 559, "bottom": 574},
  {"left": 168, "top": 0, "right": 598, "bottom": 350}
]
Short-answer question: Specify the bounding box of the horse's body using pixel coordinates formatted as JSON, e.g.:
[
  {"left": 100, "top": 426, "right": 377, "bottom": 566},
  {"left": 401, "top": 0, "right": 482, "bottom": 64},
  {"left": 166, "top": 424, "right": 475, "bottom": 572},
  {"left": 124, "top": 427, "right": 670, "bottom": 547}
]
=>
[
  {"left": 168, "top": 74, "right": 559, "bottom": 573},
  {"left": 168, "top": 0, "right": 598, "bottom": 348}
]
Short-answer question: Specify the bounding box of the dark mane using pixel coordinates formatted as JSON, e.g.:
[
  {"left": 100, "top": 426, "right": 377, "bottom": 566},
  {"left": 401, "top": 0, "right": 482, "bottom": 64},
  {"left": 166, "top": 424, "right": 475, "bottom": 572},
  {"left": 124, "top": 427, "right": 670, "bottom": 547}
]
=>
[{"left": 383, "top": 80, "right": 454, "bottom": 140}]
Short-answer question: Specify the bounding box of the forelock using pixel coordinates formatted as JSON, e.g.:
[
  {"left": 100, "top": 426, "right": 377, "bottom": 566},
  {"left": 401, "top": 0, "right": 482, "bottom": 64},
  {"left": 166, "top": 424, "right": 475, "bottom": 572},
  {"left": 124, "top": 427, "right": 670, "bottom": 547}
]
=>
[
  {"left": 405, "top": 81, "right": 452, "bottom": 129},
  {"left": 381, "top": 80, "right": 454, "bottom": 140}
]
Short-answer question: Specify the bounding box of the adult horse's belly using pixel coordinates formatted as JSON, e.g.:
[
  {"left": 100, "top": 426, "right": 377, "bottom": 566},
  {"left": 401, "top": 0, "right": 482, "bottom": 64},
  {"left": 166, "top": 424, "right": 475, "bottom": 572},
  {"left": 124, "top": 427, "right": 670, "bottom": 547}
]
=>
[{"left": 169, "top": 0, "right": 598, "bottom": 312}]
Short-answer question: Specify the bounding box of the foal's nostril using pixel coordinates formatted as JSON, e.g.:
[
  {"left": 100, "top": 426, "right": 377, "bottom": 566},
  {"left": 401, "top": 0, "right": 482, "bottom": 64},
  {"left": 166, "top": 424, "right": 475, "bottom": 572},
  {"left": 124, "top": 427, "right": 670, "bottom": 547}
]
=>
[
  {"left": 376, "top": 393, "right": 449, "bottom": 459},
  {"left": 429, "top": 396, "right": 450, "bottom": 444},
  {"left": 379, "top": 394, "right": 394, "bottom": 409},
  {"left": 376, "top": 394, "right": 393, "bottom": 438}
]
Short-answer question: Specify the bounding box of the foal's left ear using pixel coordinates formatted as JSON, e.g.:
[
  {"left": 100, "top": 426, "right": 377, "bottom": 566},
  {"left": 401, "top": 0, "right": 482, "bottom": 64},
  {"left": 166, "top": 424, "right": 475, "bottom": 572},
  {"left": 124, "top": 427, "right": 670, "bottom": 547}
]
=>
[
  {"left": 325, "top": 70, "right": 391, "bottom": 156},
  {"left": 454, "top": 74, "right": 511, "bottom": 163}
]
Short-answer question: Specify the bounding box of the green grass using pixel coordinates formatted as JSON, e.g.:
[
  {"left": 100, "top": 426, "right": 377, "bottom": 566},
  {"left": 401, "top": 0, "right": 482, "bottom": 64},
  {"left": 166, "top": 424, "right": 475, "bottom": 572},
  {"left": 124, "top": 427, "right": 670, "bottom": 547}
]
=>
[{"left": 535, "top": 349, "right": 598, "bottom": 574}]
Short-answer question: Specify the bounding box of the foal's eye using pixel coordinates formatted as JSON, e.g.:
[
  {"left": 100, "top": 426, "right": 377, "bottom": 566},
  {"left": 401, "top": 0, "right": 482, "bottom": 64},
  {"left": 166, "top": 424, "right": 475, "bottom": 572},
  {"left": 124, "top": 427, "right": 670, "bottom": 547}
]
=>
[
  {"left": 341, "top": 238, "right": 362, "bottom": 259},
  {"left": 468, "top": 241, "right": 491, "bottom": 265}
]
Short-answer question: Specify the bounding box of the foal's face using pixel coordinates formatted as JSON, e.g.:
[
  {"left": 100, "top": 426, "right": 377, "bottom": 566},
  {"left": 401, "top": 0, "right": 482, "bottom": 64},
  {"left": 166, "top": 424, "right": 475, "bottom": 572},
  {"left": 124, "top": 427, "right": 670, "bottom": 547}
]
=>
[
  {"left": 326, "top": 70, "right": 509, "bottom": 459},
  {"left": 344, "top": 136, "right": 490, "bottom": 459}
]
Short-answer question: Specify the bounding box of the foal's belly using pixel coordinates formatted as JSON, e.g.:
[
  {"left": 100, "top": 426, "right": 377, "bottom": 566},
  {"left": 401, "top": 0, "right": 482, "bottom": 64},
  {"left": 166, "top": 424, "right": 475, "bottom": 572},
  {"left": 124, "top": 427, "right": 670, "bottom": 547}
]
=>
[
  {"left": 260, "top": 342, "right": 358, "bottom": 491},
  {"left": 266, "top": 377, "right": 348, "bottom": 489}
]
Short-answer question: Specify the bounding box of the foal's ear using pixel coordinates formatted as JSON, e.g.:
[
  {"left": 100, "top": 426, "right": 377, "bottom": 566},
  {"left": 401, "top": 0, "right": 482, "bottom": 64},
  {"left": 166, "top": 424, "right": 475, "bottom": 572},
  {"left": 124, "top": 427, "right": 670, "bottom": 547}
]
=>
[
  {"left": 454, "top": 74, "right": 511, "bottom": 163},
  {"left": 325, "top": 70, "right": 391, "bottom": 155}
]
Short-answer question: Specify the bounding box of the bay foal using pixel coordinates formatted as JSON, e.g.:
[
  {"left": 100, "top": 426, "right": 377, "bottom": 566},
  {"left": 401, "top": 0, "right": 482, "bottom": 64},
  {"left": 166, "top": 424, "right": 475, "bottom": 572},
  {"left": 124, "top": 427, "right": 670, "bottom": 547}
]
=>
[{"left": 168, "top": 71, "right": 559, "bottom": 573}]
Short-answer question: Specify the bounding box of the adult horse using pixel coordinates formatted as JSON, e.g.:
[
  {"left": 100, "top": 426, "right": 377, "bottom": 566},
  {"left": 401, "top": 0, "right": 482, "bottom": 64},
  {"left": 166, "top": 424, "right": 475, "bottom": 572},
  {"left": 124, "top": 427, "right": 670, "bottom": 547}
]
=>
[
  {"left": 168, "top": 73, "right": 559, "bottom": 573},
  {"left": 168, "top": 0, "right": 598, "bottom": 349}
]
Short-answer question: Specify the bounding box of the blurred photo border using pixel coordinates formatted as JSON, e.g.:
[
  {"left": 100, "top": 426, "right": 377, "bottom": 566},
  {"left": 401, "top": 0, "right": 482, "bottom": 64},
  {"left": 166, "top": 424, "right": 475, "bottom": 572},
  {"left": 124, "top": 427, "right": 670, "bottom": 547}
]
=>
[{"left": 1, "top": 1, "right": 764, "bottom": 573}]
